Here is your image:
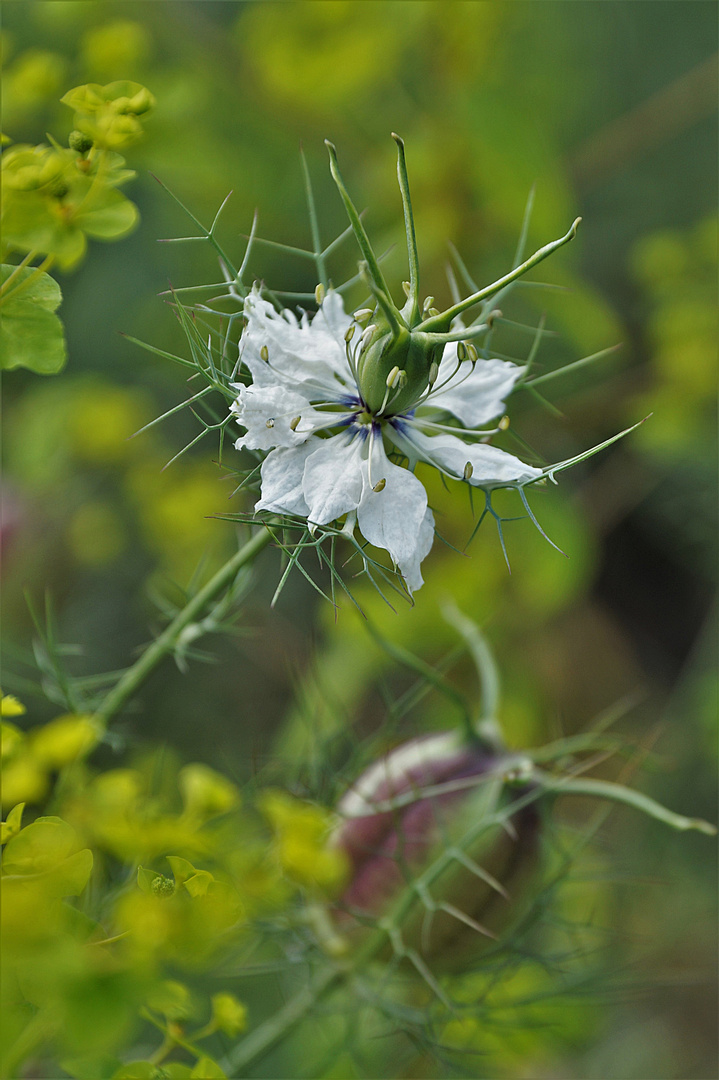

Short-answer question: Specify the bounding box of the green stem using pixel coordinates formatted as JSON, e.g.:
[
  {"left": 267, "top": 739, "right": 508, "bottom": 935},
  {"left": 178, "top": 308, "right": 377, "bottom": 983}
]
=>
[
  {"left": 325, "top": 140, "right": 393, "bottom": 303},
  {"left": 441, "top": 605, "right": 500, "bottom": 733},
  {"left": 392, "top": 133, "right": 420, "bottom": 325},
  {"left": 94, "top": 528, "right": 274, "bottom": 724},
  {"left": 301, "top": 147, "right": 328, "bottom": 290},
  {"left": 220, "top": 964, "right": 344, "bottom": 1077},
  {"left": 419, "top": 218, "right": 581, "bottom": 333},
  {"left": 534, "top": 770, "right": 717, "bottom": 835}
]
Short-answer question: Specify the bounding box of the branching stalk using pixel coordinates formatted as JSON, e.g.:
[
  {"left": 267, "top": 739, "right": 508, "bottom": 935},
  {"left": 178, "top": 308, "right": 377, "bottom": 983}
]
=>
[
  {"left": 419, "top": 218, "right": 581, "bottom": 333},
  {"left": 94, "top": 528, "right": 274, "bottom": 724}
]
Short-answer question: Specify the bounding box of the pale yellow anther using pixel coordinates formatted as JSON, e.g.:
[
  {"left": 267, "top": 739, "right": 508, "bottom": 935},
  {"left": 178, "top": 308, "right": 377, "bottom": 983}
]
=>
[
  {"left": 402, "top": 281, "right": 411, "bottom": 297},
  {"left": 463, "top": 461, "right": 474, "bottom": 480},
  {"left": 386, "top": 365, "right": 401, "bottom": 389},
  {"left": 457, "top": 342, "right": 468, "bottom": 362},
  {"left": 265, "top": 418, "right": 275, "bottom": 428},
  {"left": 345, "top": 324, "right": 356, "bottom": 343},
  {"left": 315, "top": 283, "right": 325, "bottom": 305},
  {"left": 466, "top": 343, "right": 479, "bottom": 364},
  {"left": 353, "top": 308, "right": 373, "bottom": 323},
  {"left": 360, "top": 325, "right": 376, "bottom": 348},
  {"left": 373, "top": 478, "right": 386, "bottom": 493},
  {"left": 422, "top": 295, "right": 435, "bottom": 313},
  {"left": 428, "top": 361, "right": 439, "bottom": 386},
  {"left": 290, "top": 416, "right": 301, "bottom": 431},
  {"left": 428, "top": 307, "right": 440, "bottom": 318},
  {"left": 260, "top": 345, "right": 269, "bottom": 362},
  {"left": 499, "top": 415, "right": 510, "bottom": 431}
]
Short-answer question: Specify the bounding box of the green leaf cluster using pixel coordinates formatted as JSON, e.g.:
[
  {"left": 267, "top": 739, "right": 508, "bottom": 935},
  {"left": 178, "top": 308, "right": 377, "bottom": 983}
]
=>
[{"left": 1, "top": 80, "right": 153, "bottom": 374}]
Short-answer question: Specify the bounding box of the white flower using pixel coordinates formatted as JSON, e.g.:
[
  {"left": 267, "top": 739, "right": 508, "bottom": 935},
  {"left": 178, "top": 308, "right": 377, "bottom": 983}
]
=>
[{"left": 231, "top": 286, "right": 541, "bottom": 593}]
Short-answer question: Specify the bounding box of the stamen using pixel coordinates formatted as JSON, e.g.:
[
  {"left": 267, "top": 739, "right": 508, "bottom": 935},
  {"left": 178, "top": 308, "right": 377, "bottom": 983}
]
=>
[
  {"left": 265, "top": 418, "right": 275, "bottom": 428},
  {"left": 353, "top": 308, "right": 373, "bottom": 323},
  {"left": 499, "top": 415, "right": 510, "bottom": 431},
  {"left": 344, "top": 324, "right": 356, "bottom": 342},
  {"left": 457, "top": 341, "right": 468, "bottom": 362},
  {"left": 402, "top": 281, "right": 411, "bottom": 297},
  {"left": 422, "top": 295, "right": 435, "bottom": 314},
  {"left": 367, "top": 427, "right": 376, "bottom": 488},
  {"left": 410, "top": 418, "right": 502, "bottom": 438},
  {"left": 378, "top": 371, "right": 409, "bottom": 416},
  {"left": 428, "top": 361, "right": 439, "bottom": 386},
  {"left": 315, "top": 283, "right": 325, "bottom": 305},
  {"left": 360, "top": 324, "right": 377, "bottom": 349},
  {"left": 386, "top": 366, "right": 401, "bottom": 389},
  {"left": 412, "top": 351, "right": 464, "bottom": 407},
  {"left": 466, "top": 343, "right": 478, "bottom": 364},
  {"left": 289, "top": 416, "right": 301, "bottom": 431},
  {"left": 260, "top": 345, "right": 269, "bottom": 362},
  {"left": 463, "top": 461, "right": 474, "bottom": 480},
  {"left": 373, "top": 478, "right": 387, "bottom": 492}
]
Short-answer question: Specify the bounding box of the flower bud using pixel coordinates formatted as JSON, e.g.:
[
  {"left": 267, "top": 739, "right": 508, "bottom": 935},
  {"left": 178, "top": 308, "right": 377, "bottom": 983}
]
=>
[
  {"left": 331, "top": 732, "right": 538, "bottom": 967},
  {"left": 151, "top": 874, "right": 176, "bottom": 898},
  {"left": 68, "top": 130, "right": 93, "bottom": 155}
]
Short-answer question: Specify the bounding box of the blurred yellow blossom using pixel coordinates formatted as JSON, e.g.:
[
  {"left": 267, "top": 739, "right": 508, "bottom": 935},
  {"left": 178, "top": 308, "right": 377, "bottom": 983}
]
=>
[
  {"left": 68, "top": 500, "right": 127, "bottom": 565},
  {"left": 31, "top": 712, "right": 100, "bottom": 768},
  {"left": 81, "top": 21, "right": 152, "bottom": 79},
  {"left": 2, "top": 49, "right": 67, "bottom": 120},
  {"left": 68, "top": 383, "right": 150, "bottom": 464},
  {"left": 258, "top": 789, "right": 348, "bottom": 895},
  {"left": 179, "top": 763, "right": 240, "bottom": 820},
  {"left": 1, "top": 711, "right": 100, "bottom": 808},
  {"left": 210, "top": 992, "right": 247, "bottom": 1037},
  {"left": 1, "top": 693, "right": 26, "bottom": 717},
  {"left": 631, "top": 215, "right": 718, "bottom": 458}
]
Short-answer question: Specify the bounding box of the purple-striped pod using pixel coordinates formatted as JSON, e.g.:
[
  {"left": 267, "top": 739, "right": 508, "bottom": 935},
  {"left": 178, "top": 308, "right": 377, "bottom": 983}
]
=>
[{"left": 331, "top": 730, "right": 540, "bottom": 969}]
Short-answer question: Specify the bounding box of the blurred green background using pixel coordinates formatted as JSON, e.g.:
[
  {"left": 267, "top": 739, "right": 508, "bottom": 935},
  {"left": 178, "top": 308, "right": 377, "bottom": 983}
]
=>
[{"left": 2, "top": 3, "right": 717, "bottom": 1077}]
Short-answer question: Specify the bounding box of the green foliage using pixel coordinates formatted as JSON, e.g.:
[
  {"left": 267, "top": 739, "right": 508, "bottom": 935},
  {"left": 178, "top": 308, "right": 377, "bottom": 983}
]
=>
[
  {"left": 0, "top": 78, "right": 153, "bottom": 374},
  {"left": 0, "top": 264, "right": 67, "bottom": 374},
  {"left": 1, "top": 6, "right": 716, "bottom": 1079}
]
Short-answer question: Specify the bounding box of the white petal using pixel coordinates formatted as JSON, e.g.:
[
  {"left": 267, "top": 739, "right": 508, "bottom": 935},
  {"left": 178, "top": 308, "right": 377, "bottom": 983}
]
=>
[
  {"left": 255, "top": 440, "right": 322, "bottom": 516},
  {"left": 398, "top": 507, "right": 435, "bottom": 593},
  {"left": 232, "top": 384, "right": 321, "bottom": 451},
  {"left": 314, "top": 288, "right": 353, "bottom": 339},
  {"left": 302, "top": 431, "right": 365, "bottom": 527},
  {"left": 392, "top": 426, "right": 542, "bottom": 485},
  {"left": 357, "top": 435, "right": 433, "bottom": 592},
  {"left": 240, "top": 285, "right": 354, "bottom": 397},
  {"left": 429, "top": 346, "right": 524, "bottom": 427}
]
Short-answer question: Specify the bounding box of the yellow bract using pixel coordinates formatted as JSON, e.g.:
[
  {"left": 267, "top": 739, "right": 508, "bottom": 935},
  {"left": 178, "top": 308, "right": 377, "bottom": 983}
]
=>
[
  {"left": 1, "top": 712, "right": 100, "bottom": 808},
  {"left": 1, "top": 693, "right": 26, "bottom": 717},
  {"left": 259, "top": 789, "right": 349, "bottom": 895},
  {"left": 179, "top": 764, "right": 241, "bottom": 820},
  {"left": 211, "top": 991, "right": 248, "bottom": 1037},
  {"left": 61, "top": 81, "right": 155, "bottom": 151}
]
